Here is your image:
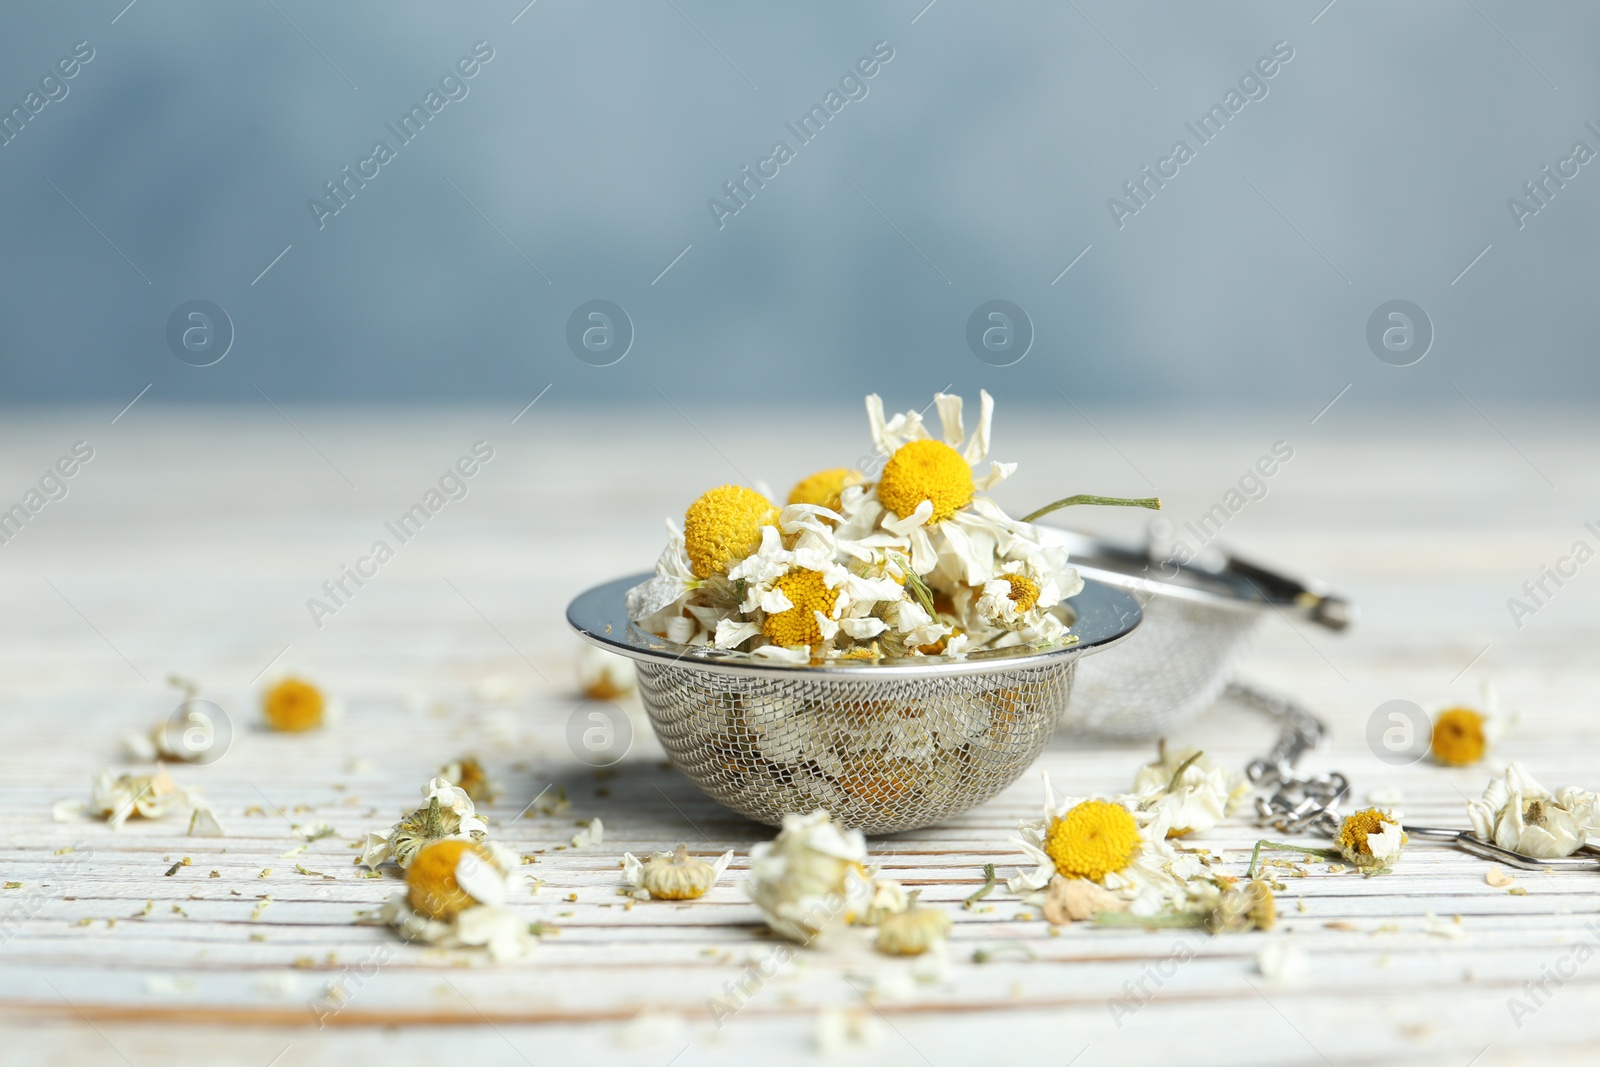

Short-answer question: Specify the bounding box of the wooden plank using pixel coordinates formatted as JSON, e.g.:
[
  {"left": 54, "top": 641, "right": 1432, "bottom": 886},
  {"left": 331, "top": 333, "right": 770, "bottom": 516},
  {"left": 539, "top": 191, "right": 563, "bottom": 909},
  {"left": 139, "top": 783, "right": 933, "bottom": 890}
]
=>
[{"left": 2, "top": 407, "right": 1598, "bottom": 1064}]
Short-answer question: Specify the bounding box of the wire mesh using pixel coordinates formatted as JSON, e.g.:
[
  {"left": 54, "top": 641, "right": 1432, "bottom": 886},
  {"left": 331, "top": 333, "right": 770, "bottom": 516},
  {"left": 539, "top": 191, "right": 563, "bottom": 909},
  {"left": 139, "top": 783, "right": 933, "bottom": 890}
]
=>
[
  {"left": 635, "top": 657, "right": 1075, "bottom": 834},
  {"left": 1063, "top": 593, "right": 1261, "bottom": 739}
]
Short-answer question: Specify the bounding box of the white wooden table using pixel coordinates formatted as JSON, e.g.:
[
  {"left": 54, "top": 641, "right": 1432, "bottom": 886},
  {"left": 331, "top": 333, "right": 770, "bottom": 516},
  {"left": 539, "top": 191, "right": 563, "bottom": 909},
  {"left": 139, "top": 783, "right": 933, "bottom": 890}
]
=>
[{"left": 3, "top": 403, "right": 1597, "bottom": 1066}]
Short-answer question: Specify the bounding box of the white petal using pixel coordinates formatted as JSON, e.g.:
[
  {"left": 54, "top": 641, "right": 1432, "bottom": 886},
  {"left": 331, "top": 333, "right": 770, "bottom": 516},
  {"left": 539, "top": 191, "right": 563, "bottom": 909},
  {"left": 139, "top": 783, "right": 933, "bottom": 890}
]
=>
[
  {"left": 882, "top": 498, "right": 934, "bottom": 533},
  {"left": 934, "top": 393, "right": 965, "bottom": 448},
  {"left": 752, "top": 644, "right": 811, "bottom": 663},
  {"left": 455, "top": 850, "right": 509, "bottom": 907},
  {"left": 865, "top": 394, "right": 889, "bottom": 455},
  {"left": 908, "top": 527, "right": 937, "bottom": 575},
  {"left": 964, "top": 390, "right": 994, "bottom": 466},
  {"left": 710, "top": 850, "right": 734, "bottom": 881},
  {"left": 714, "top": 619, "right": 763, "bottom": 649},
  {"left": 840, "top": 617, "right": 889, "bottom": 639},
  {"left": 973, "top": 460, "right": 1017, "bottom": 491}
]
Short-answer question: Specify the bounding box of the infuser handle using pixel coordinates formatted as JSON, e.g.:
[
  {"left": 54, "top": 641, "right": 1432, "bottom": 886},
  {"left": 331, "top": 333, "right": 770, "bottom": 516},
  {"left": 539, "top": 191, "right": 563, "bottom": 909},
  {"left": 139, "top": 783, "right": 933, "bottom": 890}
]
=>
[{"left": 1215, "top": 551, "right": 1356, "bottom": 632}]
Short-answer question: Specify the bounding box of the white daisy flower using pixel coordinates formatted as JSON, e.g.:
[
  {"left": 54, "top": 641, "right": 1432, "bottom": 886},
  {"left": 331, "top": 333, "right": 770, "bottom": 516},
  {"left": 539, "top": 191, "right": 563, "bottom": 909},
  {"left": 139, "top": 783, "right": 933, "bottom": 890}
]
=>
[
  {"left": 723, "top": 525, "right": 903, "bottom": 655},
  {"left": 379, "top": 839, "right": 535, "bottom": 962},
  {"left": 864, "top": 390, "right": 1017, "bottom": 578},
  {"left": 360, "top": 778, "right": 488, "bottom": 870},
  {"left": 745, "top": 809, "right": 871, "bottom": 943},
  {"left": 1467, "top": 762, "right": 1600, "bottom": 859},
  {"left": 973, "top": 554, "right": 1070, "bottom": 633},
  {"left": 1008, "top": 776, "right": 1197, "bottom": 917}
]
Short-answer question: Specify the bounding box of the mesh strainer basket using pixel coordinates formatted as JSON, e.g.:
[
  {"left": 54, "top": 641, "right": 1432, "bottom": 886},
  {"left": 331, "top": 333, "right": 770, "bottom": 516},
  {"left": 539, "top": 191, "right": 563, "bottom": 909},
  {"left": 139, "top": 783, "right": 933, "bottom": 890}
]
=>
[
  {"left": 1038, "top": 525, "right": 1353, "bottom": 739},
  {"left": 567, "top": 575, "right": 1142, "bottom": 834}
]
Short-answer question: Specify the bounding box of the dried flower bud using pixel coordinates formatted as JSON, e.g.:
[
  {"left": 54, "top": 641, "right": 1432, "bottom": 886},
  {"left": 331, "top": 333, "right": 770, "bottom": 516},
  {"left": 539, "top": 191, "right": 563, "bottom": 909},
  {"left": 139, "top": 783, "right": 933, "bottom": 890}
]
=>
[
  {"left": 1335, "top": 808, "right": 1406, "bottom": 875},
  {"left": 262, "top": 677, "right": 325, "bottom": 732},
  {"left": 746, "top": 810, "right": 868, "bottom": 943},
  {"left": 624, "top": 844, "right": 732, "bottom": 900},
  {"left": 874, "top": 902, "right": 951, "bottom": 956}
]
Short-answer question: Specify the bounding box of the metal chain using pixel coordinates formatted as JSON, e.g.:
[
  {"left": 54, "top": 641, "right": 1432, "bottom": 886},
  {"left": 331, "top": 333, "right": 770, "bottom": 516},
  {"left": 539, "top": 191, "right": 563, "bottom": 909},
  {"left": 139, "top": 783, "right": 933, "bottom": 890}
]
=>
[{"left": 1228, "top": 681, "right": 1349, "bottom": 837}]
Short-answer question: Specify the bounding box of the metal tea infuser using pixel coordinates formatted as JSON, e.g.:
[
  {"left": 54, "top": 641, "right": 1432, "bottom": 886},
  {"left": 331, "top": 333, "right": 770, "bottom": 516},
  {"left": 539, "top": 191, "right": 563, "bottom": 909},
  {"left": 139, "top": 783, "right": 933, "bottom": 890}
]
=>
[{"left": 568, "top": 573, "right": 1144, "bottom": 835}]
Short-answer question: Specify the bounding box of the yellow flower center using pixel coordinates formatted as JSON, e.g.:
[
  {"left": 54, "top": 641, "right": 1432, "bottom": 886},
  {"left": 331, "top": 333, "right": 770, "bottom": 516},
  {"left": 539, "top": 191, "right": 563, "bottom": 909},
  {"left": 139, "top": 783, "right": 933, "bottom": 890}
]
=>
[
  {"left": 876, "top": 439, "right": 974, "bottom": 523},
  {"left": 1043, "top": 799, "right": 1141, "bottom": 883},
  {"left": 1004, "top": 574, "right": 1040, "bottom": 612},
  {"left": 683, "top": 484, "right": 778, "bottom": 579},
  {"left": 1430, "top": 707, "right": 1487, "bottom": 766},
  {"left": 1336, "top": 808, "right": 1388, "bottom": 857},
  {"left": 263, "top": 678, "right": 324, "bottom": 732},
  {"left": 787, "top": 467, "right": 864, "bottom": 512},
  {"left": 406, "top": 839, "right": 487, "bottom": 919},
  {"left": 761, "top": 568, "right": 835, "bottom": 648}
]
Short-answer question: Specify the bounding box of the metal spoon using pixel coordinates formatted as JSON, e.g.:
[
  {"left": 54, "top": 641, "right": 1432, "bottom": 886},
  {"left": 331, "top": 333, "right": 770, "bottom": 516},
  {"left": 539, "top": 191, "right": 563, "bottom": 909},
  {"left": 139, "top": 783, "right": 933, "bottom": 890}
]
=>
[{"left": 1403, "top": 825, "right": 1600, "bottom": 871}]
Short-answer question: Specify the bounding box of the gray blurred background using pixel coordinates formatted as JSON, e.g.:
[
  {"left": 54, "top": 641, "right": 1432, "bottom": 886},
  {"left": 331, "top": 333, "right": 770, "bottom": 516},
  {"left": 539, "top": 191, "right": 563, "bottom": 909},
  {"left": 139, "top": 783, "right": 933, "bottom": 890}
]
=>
[{"left": 0, "top": 0, "right": 1595, "bottom": 411}]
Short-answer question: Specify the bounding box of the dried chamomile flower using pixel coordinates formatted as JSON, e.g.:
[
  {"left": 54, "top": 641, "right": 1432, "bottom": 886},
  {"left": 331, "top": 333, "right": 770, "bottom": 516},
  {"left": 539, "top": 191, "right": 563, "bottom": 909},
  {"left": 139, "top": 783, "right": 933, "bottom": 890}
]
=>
[
  {"left": 745, "top": 809, "right": 870, "bottom": 943},
  {"left": 1251, "top": 809, "right": 1406, "bottom": 879},
  {"left": 973, "top": 557, "right": 1066, "bottom": 635},
  {"left": 1335, "top": 808, "right": 1407, "bottom": 875},
  {"left": 53, "top": 767, "right": 196, "bottom": 830},
  {"left": 121, "top": 675, "right": 218, "bottom": 763},
  {"left": 1466, "top": 761, "right": 1599, "bottom": 858},
  {"left": 261, "top": 677, "right": 325, "bottom": 732},
  {"left": 622, "top": 844, "right": 733, "bottom": 900},
  {"left": 438, "top": 755, "right": 497, "bottom": 803},
  {"left": 378, "top": 839, "right": 535, "bottom": 961},
  {"left": 1130, "top": 742, "right": 1250, "bottom": 837},
  {"left": 861, "top": 878, "right": 911, "bottom": 926},
  {"left": 1010, "top": 777, "right": 1199, "bottom": 917},
  {"left": 788, "top": 467, "right": 865, "bottom": 513},
  {"left": 1041, "top": 875, "right": 1129, "bottom": 925},
  {"left": 1204, "top": 879, "right": 1277, "bottom": 934},
  {"left": 360, "top": 778, "right": 487, "bottom": 870},
  {"left": 577, "top": 644, "right": 637, "bottom": 701},
  {"left": 874, "top": 897, "right": 951, "bottom": 957},
  {"left": 1430, "top": 684, "right": 1510, "bottom": 767},
  {"left": 684, "top": 484, "right": 780, "bottom": 580},
  {"left": 571, "top": 818, "right": 604, "bottom": 849},
  {"left": 626, "top": 390, "right": 1155, "bottom": 662}
]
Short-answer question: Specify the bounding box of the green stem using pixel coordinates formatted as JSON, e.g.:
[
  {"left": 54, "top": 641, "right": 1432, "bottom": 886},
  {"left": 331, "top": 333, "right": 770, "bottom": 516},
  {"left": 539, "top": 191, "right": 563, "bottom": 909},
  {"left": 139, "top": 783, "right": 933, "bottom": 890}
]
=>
[
  {"left": 1093, "top": 910, "right": 1206, "bottom": 929},
  {"left": 963, "top": 863, "right": 997, "bottom": 908},
  {"left": 1247, "top": 839, "right": 1341, "bottom": 879},
  {"left": 1166, "top": 750, "right": 1204, "bottom": 793},
  {"left": 1020, "top": 495, "right": 1162, "bottom": 525}
]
